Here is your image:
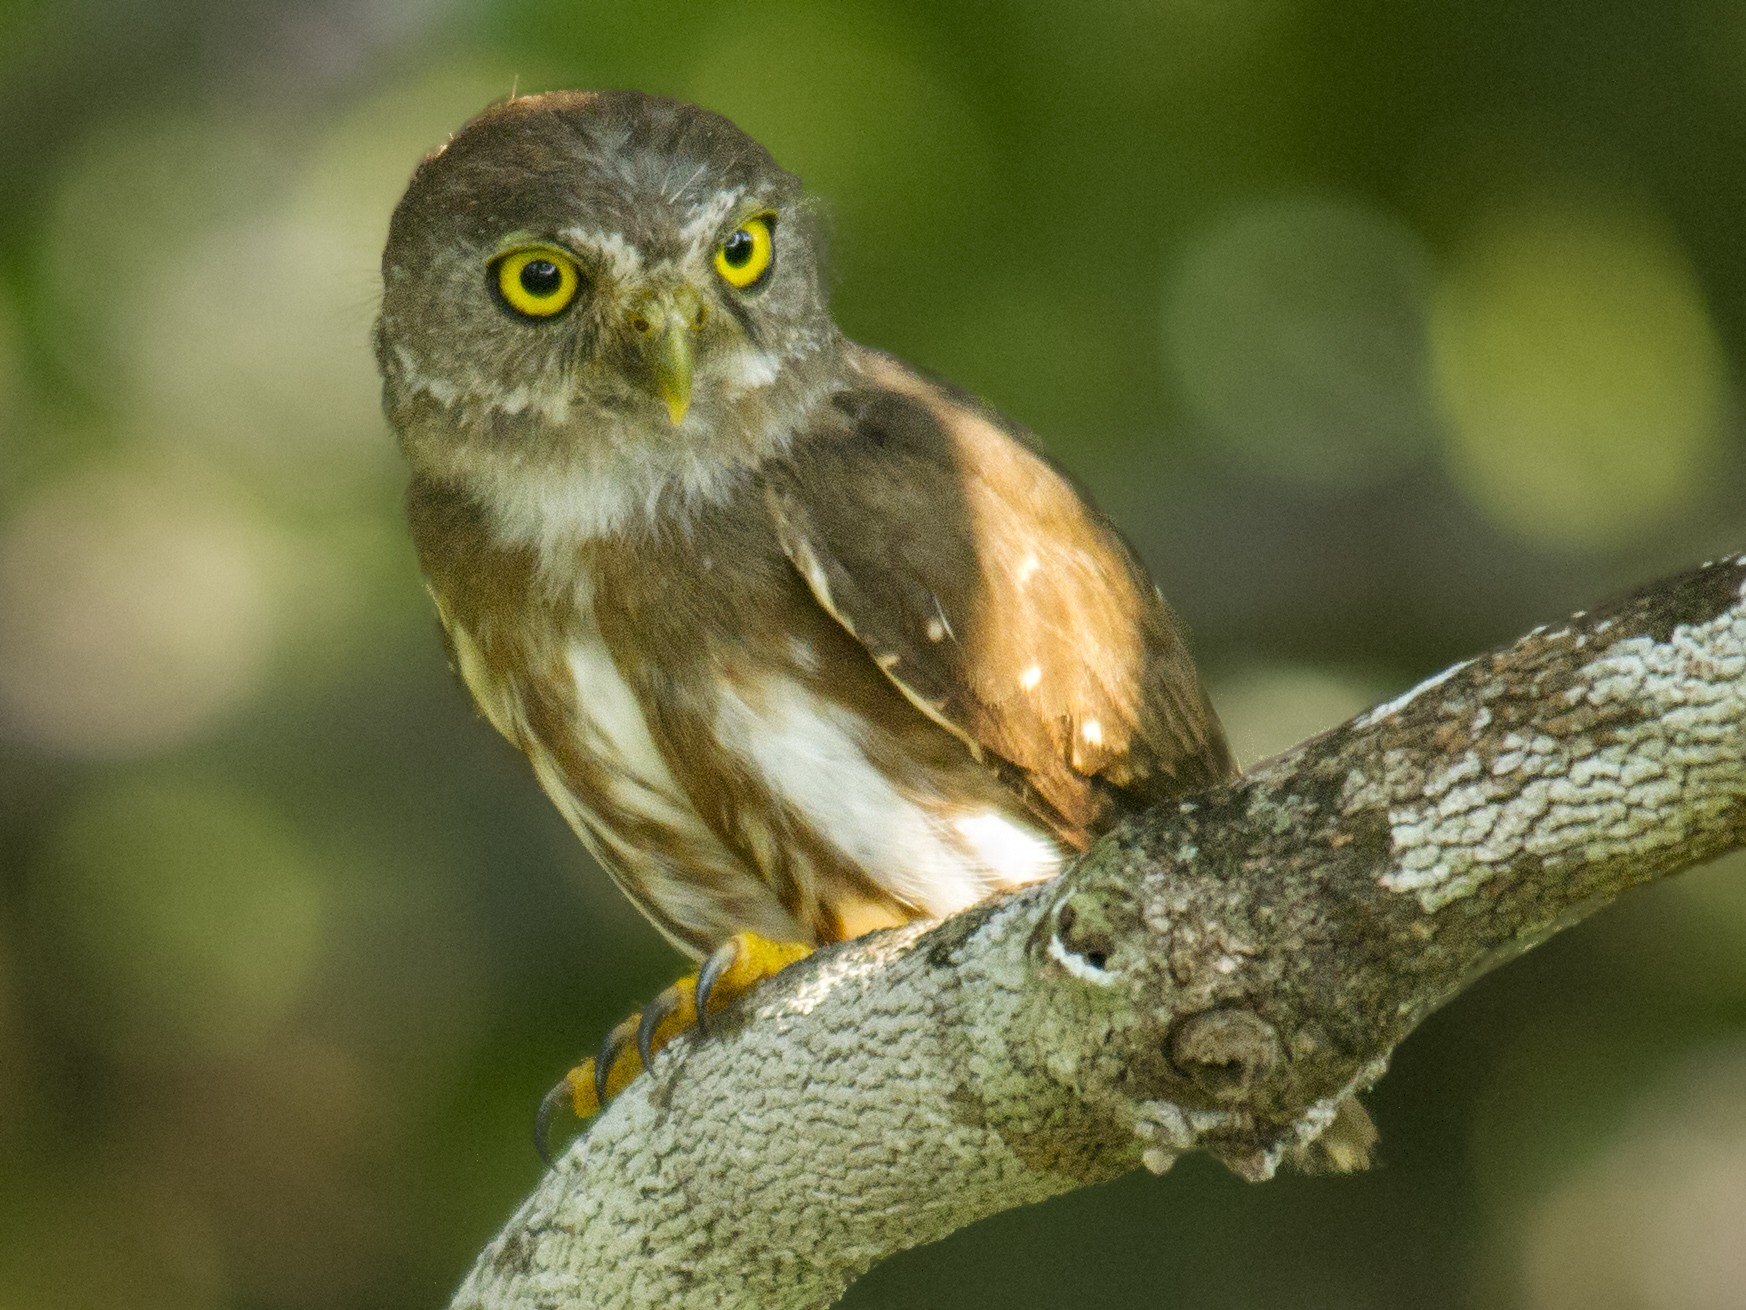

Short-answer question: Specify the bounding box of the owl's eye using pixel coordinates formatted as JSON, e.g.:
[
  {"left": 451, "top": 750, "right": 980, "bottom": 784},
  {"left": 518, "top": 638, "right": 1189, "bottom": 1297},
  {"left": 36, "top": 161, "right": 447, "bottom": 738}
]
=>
[
  {"left": 713, "top": 214, "right": 774, "bottom": 290},
  {"left": 493, "top": 247, "right": 582, "bottom": 318}
]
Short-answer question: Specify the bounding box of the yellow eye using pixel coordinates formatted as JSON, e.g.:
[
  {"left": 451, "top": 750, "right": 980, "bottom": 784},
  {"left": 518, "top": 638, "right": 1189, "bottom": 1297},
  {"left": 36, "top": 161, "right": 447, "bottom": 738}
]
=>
[
  {"left": 494, "top": 247, "right": 581, "bottom": 318},
  {"left": 713, "top": 214, "right": 774, "bottom": 290}
]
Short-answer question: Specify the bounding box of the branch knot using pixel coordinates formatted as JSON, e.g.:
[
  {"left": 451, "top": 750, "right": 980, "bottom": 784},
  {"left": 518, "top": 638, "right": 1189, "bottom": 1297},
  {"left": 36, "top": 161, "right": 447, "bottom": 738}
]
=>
[{"left": 1165, "top": 1008, "right": 1282, "bottom": 1102}]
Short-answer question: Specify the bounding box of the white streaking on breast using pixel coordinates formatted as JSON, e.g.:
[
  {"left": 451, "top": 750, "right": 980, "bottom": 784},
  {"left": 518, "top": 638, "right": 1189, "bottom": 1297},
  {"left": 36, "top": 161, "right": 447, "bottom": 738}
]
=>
[
  {"left": 539, "top": 630, "right": 803, "bottom": 952},
  {"left": 715, "top": 677, "right": 1064, "bottom": 917},
  {"left": 564, "top": 638, "right": 697, "bottom": 824}
]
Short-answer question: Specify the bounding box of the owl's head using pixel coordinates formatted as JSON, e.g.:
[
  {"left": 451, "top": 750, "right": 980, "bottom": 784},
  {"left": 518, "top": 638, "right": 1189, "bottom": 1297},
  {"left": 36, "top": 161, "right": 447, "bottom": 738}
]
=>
[{"left": 377, "top": 91, "right": 839, "bottom": 526}]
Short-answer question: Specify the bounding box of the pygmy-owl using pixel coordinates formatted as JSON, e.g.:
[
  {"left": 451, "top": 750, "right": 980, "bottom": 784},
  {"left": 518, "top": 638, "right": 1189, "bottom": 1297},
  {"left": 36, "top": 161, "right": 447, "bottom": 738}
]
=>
[{"left": 376, "top": 90, "right": 1244, "bottom": 1138}]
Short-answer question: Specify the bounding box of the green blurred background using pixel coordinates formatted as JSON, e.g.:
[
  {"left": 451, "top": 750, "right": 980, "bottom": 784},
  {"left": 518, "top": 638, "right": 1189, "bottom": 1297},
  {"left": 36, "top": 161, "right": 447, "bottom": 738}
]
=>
[{"left": 2, "top": 1, "right": 1745, "bottom": 1306}]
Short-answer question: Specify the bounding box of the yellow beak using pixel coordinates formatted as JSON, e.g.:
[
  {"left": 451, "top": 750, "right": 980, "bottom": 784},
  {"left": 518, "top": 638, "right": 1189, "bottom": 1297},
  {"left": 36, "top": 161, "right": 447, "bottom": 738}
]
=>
[
  {"left": 627, "top": 286, "right": 706, "bottom": 426},
  {"left": 652, "top": 324, "right": 693, "bottom": 426}
]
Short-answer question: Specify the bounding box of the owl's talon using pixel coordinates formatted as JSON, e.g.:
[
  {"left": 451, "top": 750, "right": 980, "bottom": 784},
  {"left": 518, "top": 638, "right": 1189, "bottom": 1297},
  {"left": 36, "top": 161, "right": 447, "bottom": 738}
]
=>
[
  {"left": 534, "top": 1073, "right": 577, "bottom": 1165},
  {"left": 592, "top": 1045, "right": 612, "bottom": 1111},
  {"left": 694, "top": 932, "right": 814, "bottom": 1034},
  {"left": 530, "top": 935, "right": 811, "bottom": 1161},
  {"left": 595, "top": 1013, "right": 639, "bottom": 1109},
  {"left": 534, "top": 1057, "right": 604, "bottom": 1164},
  {"left": 693, "top": 943, "right": 734, "bottom": 1037},
  {"left": 637, "top": 989, "right": 681, "bottom": 1072}
]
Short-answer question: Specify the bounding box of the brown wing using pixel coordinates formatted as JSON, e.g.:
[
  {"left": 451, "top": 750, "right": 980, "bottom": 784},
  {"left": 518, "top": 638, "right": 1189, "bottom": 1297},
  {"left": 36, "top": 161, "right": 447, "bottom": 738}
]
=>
[{"left": 765, "top": 346, "right": 1236, "bottom": 847}]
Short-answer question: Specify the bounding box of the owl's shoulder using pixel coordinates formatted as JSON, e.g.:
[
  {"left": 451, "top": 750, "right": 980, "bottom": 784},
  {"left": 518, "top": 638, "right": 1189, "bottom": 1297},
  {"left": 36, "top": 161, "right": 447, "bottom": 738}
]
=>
[
  {"left": 769, "top": 344, "right": 1236, "bottom": 836},
  {"left": 776, "top": 342, "right": 1144, "bottom": 606},
  {"left": 813, "top": 343, "right": 1048, "bottom": 466}
]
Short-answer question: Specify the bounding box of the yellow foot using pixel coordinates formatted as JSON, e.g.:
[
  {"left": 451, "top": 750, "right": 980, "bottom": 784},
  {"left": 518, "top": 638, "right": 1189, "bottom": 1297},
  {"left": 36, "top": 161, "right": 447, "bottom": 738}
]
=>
[{"left": 534, "top": 932, "right": 812, "bottom": 1161}]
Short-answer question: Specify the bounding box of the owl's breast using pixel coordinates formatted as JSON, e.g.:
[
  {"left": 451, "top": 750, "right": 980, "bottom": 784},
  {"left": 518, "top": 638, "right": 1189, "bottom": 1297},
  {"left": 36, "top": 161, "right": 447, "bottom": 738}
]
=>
[
  {"left": 418, "top": 478, "right": 1067, "bottom": 955},
  {"left": 442, "top": 583, "right": 810, "bottom": 956}
]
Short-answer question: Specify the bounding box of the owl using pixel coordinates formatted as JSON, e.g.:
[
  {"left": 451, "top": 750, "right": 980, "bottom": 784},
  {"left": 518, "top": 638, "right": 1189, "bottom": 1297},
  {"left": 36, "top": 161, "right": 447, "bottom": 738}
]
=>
[{"left": 376, "top": 90, "right": 1236, "bottom": 1140}]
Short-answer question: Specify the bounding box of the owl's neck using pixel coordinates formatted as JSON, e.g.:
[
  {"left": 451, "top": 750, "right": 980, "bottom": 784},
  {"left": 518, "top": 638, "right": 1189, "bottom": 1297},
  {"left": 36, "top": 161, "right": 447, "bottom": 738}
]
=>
[
  {"left": 469, "top": 428, "right": 771, "bottom": 556},
  {"left": 399, "top": 337, "right": 848, "bottom": 563}
]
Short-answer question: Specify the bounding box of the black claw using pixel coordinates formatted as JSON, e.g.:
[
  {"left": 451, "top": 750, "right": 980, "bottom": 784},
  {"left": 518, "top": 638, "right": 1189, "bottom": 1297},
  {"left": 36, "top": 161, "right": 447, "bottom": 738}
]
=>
[
  {"left": 694, "top": 941, "right": 738, "bottom": 1037},
  {"left": 594, "top": 1026, "right": 621, "bottom": 1110},
  {"left": 637, "top": 991, "right": 680, "bottom": 1073},
  {"left": 534, "top": 1076, "right": 572, "bottom": 1166}
]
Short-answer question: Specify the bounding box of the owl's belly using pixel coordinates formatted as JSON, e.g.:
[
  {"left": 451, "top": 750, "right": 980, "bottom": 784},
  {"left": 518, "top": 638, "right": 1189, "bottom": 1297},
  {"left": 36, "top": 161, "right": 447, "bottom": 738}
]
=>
[
  {"left": 709, "top": 674, "right": 1065, "bottom": 920},
  {"left": 448, "top": 606, "right": 1064, "bottom": 955},
  {"left": 526, "top": 636, "right": 805, "bottom": 956}
]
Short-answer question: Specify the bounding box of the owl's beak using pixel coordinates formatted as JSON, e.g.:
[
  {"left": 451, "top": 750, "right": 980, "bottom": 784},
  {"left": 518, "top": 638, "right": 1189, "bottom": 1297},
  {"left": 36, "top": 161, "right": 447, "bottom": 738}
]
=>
[{"left": 626, "top": 285, "right": 707, "bottom": 425}]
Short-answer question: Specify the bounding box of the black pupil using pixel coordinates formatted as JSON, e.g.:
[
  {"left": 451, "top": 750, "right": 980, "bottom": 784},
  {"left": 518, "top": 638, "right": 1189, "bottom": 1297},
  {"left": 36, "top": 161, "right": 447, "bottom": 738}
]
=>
[
  {"left": 520, "top": 259, "right": 563, "bottom": 296},
  {"left": 722, "top": 230, "right": 754, "bottom": 267}
]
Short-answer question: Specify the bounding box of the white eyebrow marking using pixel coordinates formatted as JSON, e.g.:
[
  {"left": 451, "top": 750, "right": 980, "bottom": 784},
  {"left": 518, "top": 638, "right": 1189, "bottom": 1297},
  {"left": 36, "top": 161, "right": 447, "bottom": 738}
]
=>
[
  {"left": 557, "top": 227, "right": 644, "bottom": 281},
  {"left": 678, "top": 190, "right": 749, "bottom": 246}
]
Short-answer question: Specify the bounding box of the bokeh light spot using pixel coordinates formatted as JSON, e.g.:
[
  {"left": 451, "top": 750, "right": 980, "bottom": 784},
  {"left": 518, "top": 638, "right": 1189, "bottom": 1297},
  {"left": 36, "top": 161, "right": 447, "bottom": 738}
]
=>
[
  {"left": 1164, "top": 196, "right": 1439, "bottom": 485},
  {"left": 114, "top": 67, "right": 525, "bottom": 500},
  {"left": 295, "top": 62, "right": 538, "bottom": 272},
  {"left": 31, "top": 775, "right": 328, "bottom": 1058},
  {"left": 42, "top": 113, "right": 280, "bottom": 391},
  {"left": 1430, "top": 198, "right": 1725, "bottom": 549},
  {"left": 125, "top": 215, "right": 395, "bottom": 496},
  {"left": 0, "top": 460, "right": 279, "bottom": 757}
]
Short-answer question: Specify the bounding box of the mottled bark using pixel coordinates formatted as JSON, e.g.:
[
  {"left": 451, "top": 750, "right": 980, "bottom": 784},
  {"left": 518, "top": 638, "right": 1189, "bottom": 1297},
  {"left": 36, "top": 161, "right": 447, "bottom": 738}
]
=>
[{"left": 450, "top": 552, "right": 1746, "bottom": 1310}]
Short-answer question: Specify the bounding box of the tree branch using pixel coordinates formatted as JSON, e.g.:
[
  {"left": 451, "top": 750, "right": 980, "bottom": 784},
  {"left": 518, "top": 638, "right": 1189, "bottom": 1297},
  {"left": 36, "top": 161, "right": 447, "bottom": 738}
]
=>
[{"left": 449, "top": 552, "right": 1746, "bottom": 1310}]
